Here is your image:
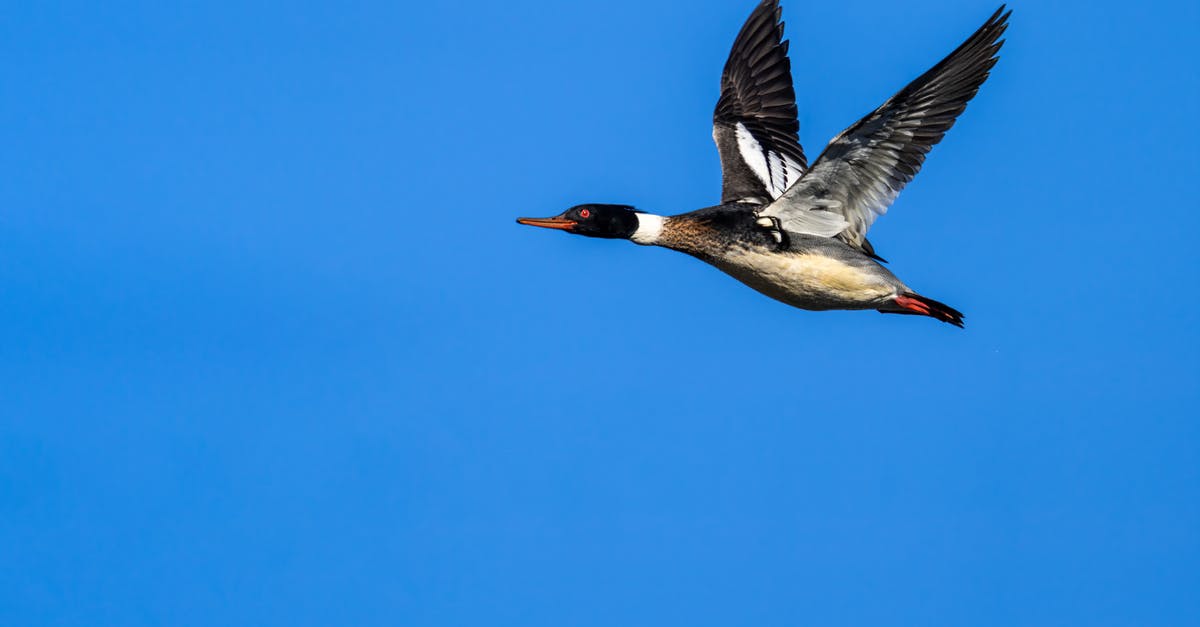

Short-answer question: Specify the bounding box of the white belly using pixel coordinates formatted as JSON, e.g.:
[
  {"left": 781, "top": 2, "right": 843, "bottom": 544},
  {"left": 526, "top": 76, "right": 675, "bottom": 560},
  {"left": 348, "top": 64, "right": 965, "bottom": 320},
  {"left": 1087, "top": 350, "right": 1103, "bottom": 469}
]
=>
[{"left": 713, "top": 249, "right": 898, "bottom": 310}]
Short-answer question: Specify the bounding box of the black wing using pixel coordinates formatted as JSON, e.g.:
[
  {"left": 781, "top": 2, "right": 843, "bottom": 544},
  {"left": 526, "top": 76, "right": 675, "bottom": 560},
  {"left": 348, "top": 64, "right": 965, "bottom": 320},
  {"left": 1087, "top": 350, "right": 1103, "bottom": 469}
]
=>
[{"left": 713, "top": 0, "right": 807, "bottom": 205}]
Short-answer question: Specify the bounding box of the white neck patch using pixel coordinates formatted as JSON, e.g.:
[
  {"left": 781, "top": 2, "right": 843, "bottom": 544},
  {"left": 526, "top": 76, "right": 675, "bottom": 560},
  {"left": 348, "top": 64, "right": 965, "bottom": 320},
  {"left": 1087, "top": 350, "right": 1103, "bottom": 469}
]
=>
[{"left": 631, "top": 212, "right": 664, "bottom": 245}]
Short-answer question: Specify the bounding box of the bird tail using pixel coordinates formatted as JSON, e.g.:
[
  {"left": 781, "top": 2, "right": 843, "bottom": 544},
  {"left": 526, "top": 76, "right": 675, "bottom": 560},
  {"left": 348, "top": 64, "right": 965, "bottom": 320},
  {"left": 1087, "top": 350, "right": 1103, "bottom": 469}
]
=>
[{"left": 879, "top": 292, "right": 965, "bottom": 328}]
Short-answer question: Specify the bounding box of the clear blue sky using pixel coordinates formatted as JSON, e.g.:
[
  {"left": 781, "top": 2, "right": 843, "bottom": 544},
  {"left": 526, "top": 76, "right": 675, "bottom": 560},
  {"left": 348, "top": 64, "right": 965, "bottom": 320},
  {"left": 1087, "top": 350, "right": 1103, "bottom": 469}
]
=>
[{"left": 2, "top": 1, "right": 1197, "bottom": 625}]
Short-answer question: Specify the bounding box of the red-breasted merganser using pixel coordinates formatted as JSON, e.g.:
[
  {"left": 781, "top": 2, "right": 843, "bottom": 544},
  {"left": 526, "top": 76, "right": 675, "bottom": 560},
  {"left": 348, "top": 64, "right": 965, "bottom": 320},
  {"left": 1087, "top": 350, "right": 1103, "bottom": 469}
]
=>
[{"left": 518, "top": 1, "right": 1010, "bottom": 327}]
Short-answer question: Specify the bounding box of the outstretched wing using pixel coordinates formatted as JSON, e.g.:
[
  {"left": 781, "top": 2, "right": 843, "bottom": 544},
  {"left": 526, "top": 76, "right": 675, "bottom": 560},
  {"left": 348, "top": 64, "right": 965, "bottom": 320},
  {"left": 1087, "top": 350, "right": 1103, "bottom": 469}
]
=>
[
  {"left": 713, "top": 0, "right": 807, "bottom": 205},
  {"left": 758, "top": 6, "right": 1010, "bottom": 253}
]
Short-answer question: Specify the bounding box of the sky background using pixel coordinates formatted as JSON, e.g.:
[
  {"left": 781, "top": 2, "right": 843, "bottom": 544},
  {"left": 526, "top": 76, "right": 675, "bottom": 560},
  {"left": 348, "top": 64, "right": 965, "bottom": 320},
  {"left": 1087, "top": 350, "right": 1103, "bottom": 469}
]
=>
[{"left": 2, "top": 0, "right": 1197, "bottom": 625}]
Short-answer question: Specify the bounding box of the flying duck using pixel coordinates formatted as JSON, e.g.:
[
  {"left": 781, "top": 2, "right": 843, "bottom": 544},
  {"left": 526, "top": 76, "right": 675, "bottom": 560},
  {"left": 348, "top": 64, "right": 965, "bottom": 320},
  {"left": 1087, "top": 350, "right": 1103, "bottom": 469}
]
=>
[{"left": 518, "top": 1, "right": 1010, "bottom": 327}]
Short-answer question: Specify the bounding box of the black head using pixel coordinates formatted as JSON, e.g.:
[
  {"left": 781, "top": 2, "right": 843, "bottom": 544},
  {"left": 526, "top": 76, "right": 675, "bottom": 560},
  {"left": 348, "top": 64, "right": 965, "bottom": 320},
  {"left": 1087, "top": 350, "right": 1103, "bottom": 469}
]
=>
[{"left": 517, "top": 204, "right": 639, "bottom": 239}]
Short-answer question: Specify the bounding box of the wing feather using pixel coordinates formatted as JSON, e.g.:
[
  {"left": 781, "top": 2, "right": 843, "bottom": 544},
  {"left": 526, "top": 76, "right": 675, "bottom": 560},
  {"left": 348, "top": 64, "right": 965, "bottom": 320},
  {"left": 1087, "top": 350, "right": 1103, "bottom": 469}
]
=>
[
  {"left": 758, "top": 6, "right": 1009, "bottom": 253},
  {"left": 713, "top": 0, "right": 807, "bottom": 204}
]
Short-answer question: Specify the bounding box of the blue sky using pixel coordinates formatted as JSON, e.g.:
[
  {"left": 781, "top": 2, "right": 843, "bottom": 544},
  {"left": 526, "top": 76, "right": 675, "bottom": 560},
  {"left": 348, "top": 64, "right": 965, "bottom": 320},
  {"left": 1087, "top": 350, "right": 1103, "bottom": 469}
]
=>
[{"left": 1, "top": 0, "right": 1197, "bottom": 625}]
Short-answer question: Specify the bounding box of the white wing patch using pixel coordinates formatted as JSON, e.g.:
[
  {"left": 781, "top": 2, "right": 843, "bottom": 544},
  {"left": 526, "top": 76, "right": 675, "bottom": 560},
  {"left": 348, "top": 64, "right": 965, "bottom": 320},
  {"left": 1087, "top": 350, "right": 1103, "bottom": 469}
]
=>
[
  {"left": 780, "top": 154, "right": 802, "bottom": 195},
  {"left": 735, "top": 123, "right": 772, "bottom": 193},
  {"left": 735, "top": 122, "right": 803, "bottom": 199}
]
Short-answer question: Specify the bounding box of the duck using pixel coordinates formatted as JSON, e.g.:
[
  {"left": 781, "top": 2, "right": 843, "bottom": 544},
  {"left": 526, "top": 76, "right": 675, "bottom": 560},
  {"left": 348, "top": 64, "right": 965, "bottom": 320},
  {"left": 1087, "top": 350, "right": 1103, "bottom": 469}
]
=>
[{"left": 518, "top": 1, "right": 1010, "bottom": 328}]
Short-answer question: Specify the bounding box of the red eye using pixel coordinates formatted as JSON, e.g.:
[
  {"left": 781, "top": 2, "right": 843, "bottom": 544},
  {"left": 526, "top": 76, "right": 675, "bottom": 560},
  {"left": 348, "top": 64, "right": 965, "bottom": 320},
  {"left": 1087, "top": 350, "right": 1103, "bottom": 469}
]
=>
[{"left": 579, "top": 208, "right": 591, "bottom": 219}]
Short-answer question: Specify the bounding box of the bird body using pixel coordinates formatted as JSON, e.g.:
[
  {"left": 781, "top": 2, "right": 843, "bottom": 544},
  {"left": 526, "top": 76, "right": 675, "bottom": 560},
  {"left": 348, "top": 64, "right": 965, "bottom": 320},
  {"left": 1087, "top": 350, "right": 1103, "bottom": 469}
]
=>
[
  {"left": 518, "top": 1, "right": 1010, "bottom": 328},
  {"left": 631, "top": 205, "right": 905, "bottom": 311}
]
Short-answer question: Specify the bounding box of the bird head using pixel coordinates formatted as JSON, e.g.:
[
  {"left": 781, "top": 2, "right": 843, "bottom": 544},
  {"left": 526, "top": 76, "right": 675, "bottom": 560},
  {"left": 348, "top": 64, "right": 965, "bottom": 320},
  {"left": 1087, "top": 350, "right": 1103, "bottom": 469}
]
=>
[{"left": 517, "top": 204, "right": 639, "bottom": 239}]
